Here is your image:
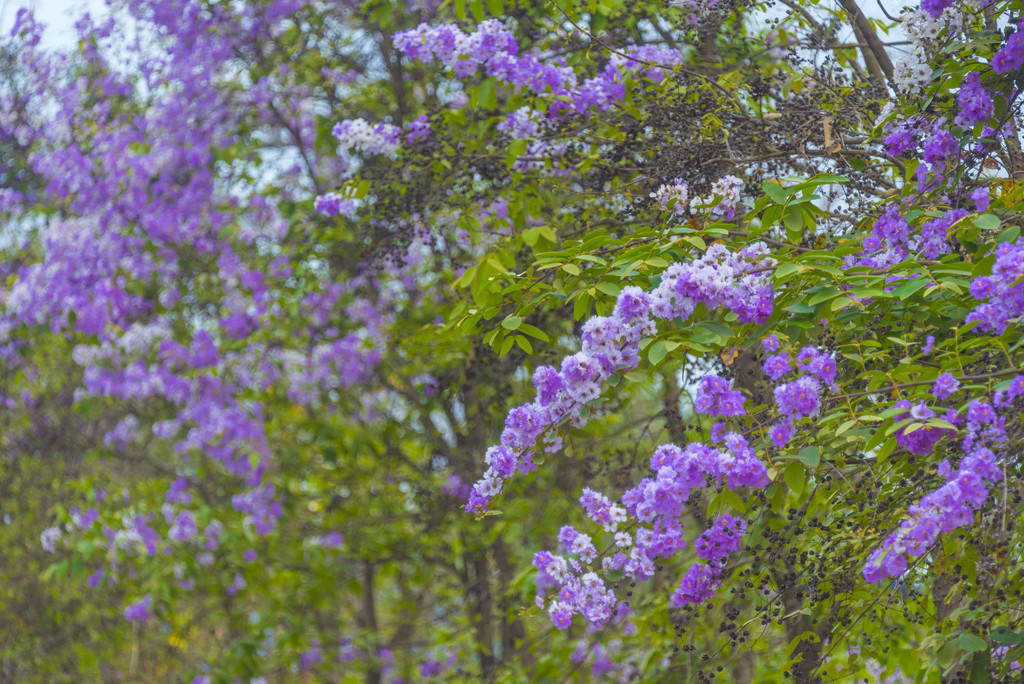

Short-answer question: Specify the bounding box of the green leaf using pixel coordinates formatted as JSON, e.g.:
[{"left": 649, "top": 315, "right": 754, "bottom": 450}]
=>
[
  {"left": 501, "top": 315, "right": 522, "bottom": 330},
  {"left": 991, "top": 627, "right": 1024, "bottom": 646},
  {"left": 784, "top": 462, "right": 805, "bottom": 495},
  {"left": 506, "top": 139, "right": 527, "bottom": 168},
  {"left": 796, "top": 446, "right": 820, "bottom": 467},
  {"left": 518, "top": 323, "right": 549, "bottom": 341},
  {"left": 783, "top": 206, "right": 804, "bottom": 241},
  {"left": 648, "top": 340, "right": 669, "bottom": 366},
  {"left": 808, "top": 287, "right": 842, "bottom": 305},
  {"left": 763, "top": 180, "right": 788, "bottom": 205},
  {"left": 970, "top": 650, "right": 992, "bottom": 684},
  {"left": 937, "top": 638, "right": 958, "bottom": 668},
  {"left": 957, "top": 633, "right": 989, "bottom": 653},
  {"left": 469, "top": 0, "right": 485, "bottom": 21},
  {"left": 973, "top": 213, "right": 1001, "bottom": 230},
  {"left": 848, "top": 156, "right": 868, "bottom": 171},
  {"left": 775, "top": 263, "right": 807, "bottom": 280},
  {"left": 997, "top": 225, "right": 1020, "bottom": 244},
  {"left": 831, "top": 296, "right": 854, "bottom": 312},
  {"left": 892, "top": 277, "right": 930, "bottom": 300},
  {"left": 478, "top": 77, "right": 497, "bottom": 109}
]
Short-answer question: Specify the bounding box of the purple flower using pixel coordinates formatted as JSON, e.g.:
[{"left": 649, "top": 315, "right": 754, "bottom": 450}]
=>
[
  {"left": 769, "top": 420, "right": 795, "bottom": 447},
  {"left": 314, "top": 192, "right": 355, "bottom": 218},
  {"left": 922, "top": 336, "right": 936, "bottom": 356},
  {"left": 921, "top": 0, "right": 954, "bottom": 18},
  {"left": 405, "top": 115, "right": 431, "bottom": 143},
  {"left": 694, "top": 375, "right": 746, "bottom": 417},
  {"left": 993, "top": 25, "right": 1024, "bottom": 74},
  {"left": 124, "top": 595, "right": 152, "bottom": 622},
  {"left": 774, "top": 376, "right": 821, "bottom": 418},
  {"left": 971, "top": 187, "right": 990, "bottom": 212},
  {"left": 956, "top": 72, "right": 994, "bottom": 128},
  {"left": 922, "top": 128, "right": 958, "bottom": 166},
  {"left": 670, "top": 563, "right": 720, "bottom": 606},
  {"left": 884, "top": 118, "right": 921, "bottom": 156},
  {"left": 299, "top": 640, "right": 323, "bottom": 670},
  {"left": 966, "top": 240, "right": 1024, "bottom": 334},
  {"left": 88, "top": 569, "right": 105, "bottom": 588},
  {"left": 549, "top": 602, "right": 573, "bottom": 629},
  {"left": 893, "top": 401, "right": 954, "bottom": 455},
  {"left": 795, "top": 347, "right": 836, "bottom": 384},
  {"left": 40, "top": 526, "right": 61, "bottom": 552},
  {"left": 694, "top": 514, "right": 746, "bottom": 563},
  {"left": 762, "top": 353, "right": 791, "bottom": 380},
  {"left": 933, "top": 373, "right": 960, "bottom": 399}
]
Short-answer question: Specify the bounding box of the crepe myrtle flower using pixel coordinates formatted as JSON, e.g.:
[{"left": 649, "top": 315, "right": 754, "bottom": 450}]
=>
[
  {"left": 933, "top": 373, "right": 960, "bottom": 399},
  {"left": 124, "top": 594, "right": 152, "bottom": 622}
]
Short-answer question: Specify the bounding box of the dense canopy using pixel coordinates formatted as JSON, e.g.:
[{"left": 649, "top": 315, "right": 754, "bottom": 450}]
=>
[{"left": 1, "top": 0, "right": 1024, "bottom": 681}]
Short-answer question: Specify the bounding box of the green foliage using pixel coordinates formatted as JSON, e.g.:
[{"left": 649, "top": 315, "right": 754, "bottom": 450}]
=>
[{"left": 2, "top": 0, "right": 1024, "bottom": 681}]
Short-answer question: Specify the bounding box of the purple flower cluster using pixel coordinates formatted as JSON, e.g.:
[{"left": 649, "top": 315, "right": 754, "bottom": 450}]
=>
[
  {"left": 331, "top": 118, "right": 401, "bottom": 155},
  {"left": 775, "top": 377, "right": 822, "bottom": 418},
  {"left": 764, "top": 345, "right": 837, "bottom": 448},
  {"left": 955, "top": 72, "right": 994, "bottom": 128},
  {"left": 884, "top": 117, "right": 922, "bottom": 156},
  {"left": 298, "top": 640, "right": 323, "bottom": 671},
  {"left": 405, "top": 114, "right": 431, "bottom": 143},
  {"left": 314, "top": 192, "right": 356, "bottom": 218},
  {"left": 849, "top": 203, "right": 966, "bottom": 268},
  {"left": 689, "top": 175, "right": 744, "bottom": 219},
  {"left": 497, "top": 106, "right": 546, "bottom": 139},
  {"left": 650, "top": 242, "right": 775, "bottom": 324},
  {"left": 694, "top": 513, "right": 746, "bottom": 563},
  {"left": 694, "top": 375, "right": 746, "bottom": 417},
  {"left": 467, "top": 242, "right": 775, "bottom": 513},
  {"left": 993, "top": 24, "right": 1024, "bottom": 74},
  {"left": 671, "top": 562, "right": 720, "bottom": 606},
  {"left": 891, "top": 401, "right": 957, "bottom": 455},
  {"left": 3, "top": 3, "right": 392, "bottom": 612},
  {"left": 966, "top": 239, "right": 1024, "bottom": 333},
  {"left": 570, "top": 632, "right": 640, "bottom": 682},
  {"left": 533, "top": 433, "right": 765, "bottom": 629},
  {"left": 863, "top": 377, "right": 1024, "bottom": 583},
  {"left": 124, "top": 594, "right": 152, "bottom": 622},
  {"left": 921, "top": 0, "right": 955, "bottom": 19},
  {"left": 651, "top": 178, "right": 689, "bottom": 216},
  {"left": 933, "top": 372, "right": 960, "bottom": 399},
  {"left": 922, "top": 124, "right": 958, "bottom": 166},
  {"left": 393, "top": 20, "right": 683, "bottom": 120}
]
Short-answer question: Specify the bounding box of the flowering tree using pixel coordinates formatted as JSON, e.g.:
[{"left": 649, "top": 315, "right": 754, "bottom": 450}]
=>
[{"left": 2, "top": 0, "right": 1024, "bottom": 681}]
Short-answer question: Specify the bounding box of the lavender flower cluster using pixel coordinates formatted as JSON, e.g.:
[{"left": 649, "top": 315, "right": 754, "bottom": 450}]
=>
[
  {"left": 863, "top": 376, "right": 1024, "bottom": 583},
  {"left": 393, "top": 20, "right": 683, "bottom": 119},
  {"left": 966, "top": 239, "right": 1024, "bottom": 334},
  {"left": 331, "top": 118, "right": 401, "bottom": 156},
  {"left": 531, "top": 371, "right": 769, "bottom": 629},
  {"left": 762, "top": 337, "right": 838, "bottom": 448},
  {"left": 466, "top": 241, "right": 776, "bottom": 513}
]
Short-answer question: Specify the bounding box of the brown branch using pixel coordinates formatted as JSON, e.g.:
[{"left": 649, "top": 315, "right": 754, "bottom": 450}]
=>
[{"left": 836, "top": 0, "right": 894, "bottom": 83}]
